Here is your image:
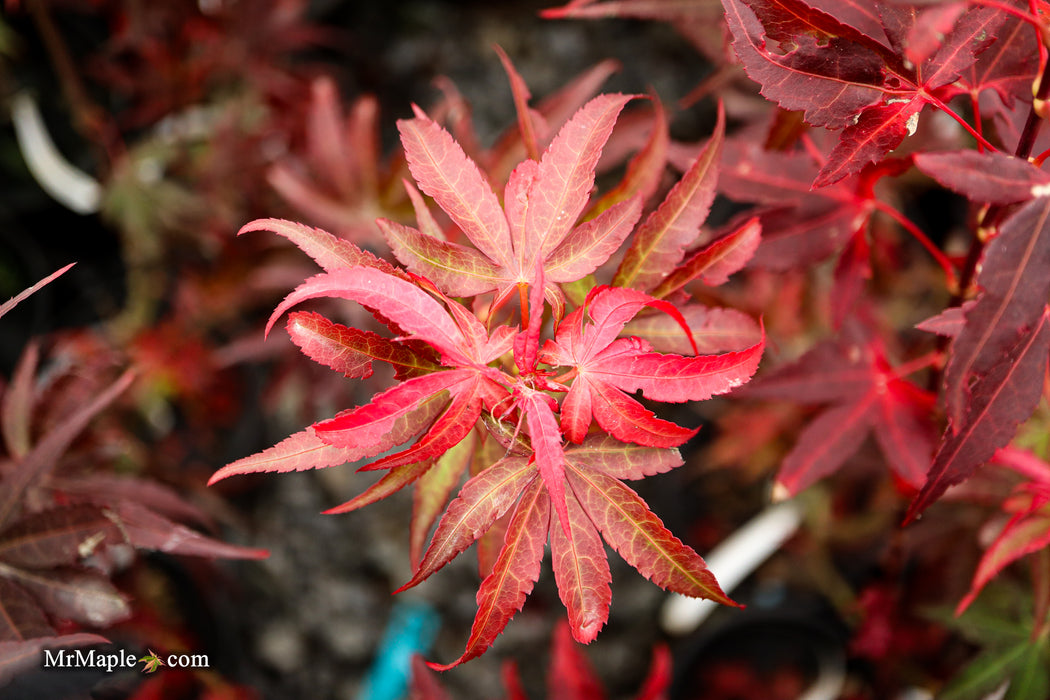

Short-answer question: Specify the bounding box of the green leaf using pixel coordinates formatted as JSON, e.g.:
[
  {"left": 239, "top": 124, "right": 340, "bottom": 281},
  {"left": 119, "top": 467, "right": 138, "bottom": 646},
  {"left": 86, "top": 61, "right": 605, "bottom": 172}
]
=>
[
  {"left": 1006, "top": 637, "right": 1050, "bottom": 700},
  {"left": 939, "top": 640, "right": 1028, "bottom": 700}
]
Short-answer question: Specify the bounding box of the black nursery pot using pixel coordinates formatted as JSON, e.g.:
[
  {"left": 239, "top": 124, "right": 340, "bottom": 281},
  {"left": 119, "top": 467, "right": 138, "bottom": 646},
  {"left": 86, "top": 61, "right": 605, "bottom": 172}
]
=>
[{"left": 670, "top": 590, "right": 847, "bottom": 700}]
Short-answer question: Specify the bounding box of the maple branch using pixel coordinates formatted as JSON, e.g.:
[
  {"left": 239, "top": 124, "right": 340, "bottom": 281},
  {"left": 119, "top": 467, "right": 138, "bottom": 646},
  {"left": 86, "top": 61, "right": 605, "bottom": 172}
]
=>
[
  {"left": 873, "top": 201, "right": 958, "bottom": 291},
  {"left": 1015, "top": 50, "right": 1050, "bottom": 160}
]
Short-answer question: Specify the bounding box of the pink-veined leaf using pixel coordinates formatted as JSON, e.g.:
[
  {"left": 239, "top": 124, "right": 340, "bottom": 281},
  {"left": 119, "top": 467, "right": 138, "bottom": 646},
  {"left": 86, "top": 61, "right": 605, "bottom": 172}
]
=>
[
  {"left": 544, "top": 286, "right": 762, "bottom": 446},
  {"left": 586, "top": 377, "right": 699, "bottom": 448},
  {"left": 208, "top": 427, "right": 372, "bottom": 485},
  {"left": 545, "top": 196, "right": 643, "bottom": 283},
  {"left": 359, "top": 378, "right": 484, "bottom": 472},
  {"left": 526, "top": 93, "right": 635, "bottom": 262},
  {"left": 651, "top": 215, "right": 761, "bottom": 298},
  {"left": 589, "top": 95, "right": 670, "bottom": 215},
  {"left": 400, "top": 456, "right": 535, "bottom": 590},
  {"left": 565, "top": 435, "right": 683, "bottom": 481},
  {"left": 0, "top": 263, "right": 74, "bottom": 321},
  {"left": 266, "top": 267, "right": 477, "bottom": 366},
  {"left": 323, "top": 460, "right": 435, "bottom": 515},
  {"left": 313, "top": 374, "right": 461, "bottom": 449},
  {"left": 550, "top": 489, "right": 611, "bottom": 644},
  {"left": 286, "top": 311, "right": 443, "bottom": 380},
  {"left": 956, "top": 493, "right": 1050, "bottom": 614},
  {"left": 623, "top": 304, "right": 763, "bottom": 356},
  {"left": 399, "top": 105, "right": 514, "bottom": 267},
  {"left": 429, "top": 477, "right": 550, "bottom": 670},
  {"left": 521, "top": 387, "right": 572, "bottom": 541},
  {"left": 566, "top": 461, "right": 735, "bottom": 605},
  {"left": 908, "top": 312, "right": 1050, "bottom": 522},
  {"left": 410, "top": 430, "right": 475, "bottom": 569},
  {"left": 495, "top": 45, "right": 542, "bottom": 162},
  {"left": 614, "top": 104, "right": 724, "bottom": 291},
  {"left": 377, "top": 218, "right": 504, "bottom": 297},
  {"left": 238, "top": 219, "right": 398, "bottom": 275}
]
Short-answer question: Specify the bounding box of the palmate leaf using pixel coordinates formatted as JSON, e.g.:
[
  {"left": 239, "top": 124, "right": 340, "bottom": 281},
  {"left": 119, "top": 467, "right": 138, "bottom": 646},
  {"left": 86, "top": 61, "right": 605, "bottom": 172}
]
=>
[
  {"left": 744, "top": 329, "right": 936, "bottom": 495},
  {"left": 565, "top": 461, "right": 735, "bottom": 605},
  {"left": 387, "top": 95, "right": 637, "bottom": 304},
  {"left": 720, "top": 0, "right": 1008, "bottom": 185},
  {"left": 718, "top": 138, "right": 874, "bottom": 269},
  {"left": 613, "top": 104, "right": 725, "bottom": 292},
  {"left": 405, "top": 435, "right": 716, "bottom": 667},
  {"left": 542, "top": 286, "right": 763, "bottom": 446},
  {"left": 957, "top": 485, "right": 1050, "bottom": 615}
]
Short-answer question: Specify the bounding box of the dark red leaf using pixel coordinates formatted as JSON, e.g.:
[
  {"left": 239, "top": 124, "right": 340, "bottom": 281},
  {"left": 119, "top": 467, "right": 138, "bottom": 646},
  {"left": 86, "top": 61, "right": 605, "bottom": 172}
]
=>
[
  {"left": 914, "top": 151, "right": 1050, "bottom": 205},
  {"left": 909, "top": 311, "right": 1050, "bottom": 522},
  {"left": 944, "top": 196, "right": 1050, "bottom": 426}
]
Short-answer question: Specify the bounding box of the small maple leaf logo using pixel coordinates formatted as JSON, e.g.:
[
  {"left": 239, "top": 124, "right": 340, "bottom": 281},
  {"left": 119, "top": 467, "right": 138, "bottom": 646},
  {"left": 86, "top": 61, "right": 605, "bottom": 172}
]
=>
[{"left": 139, "top": 650, "right": 165, "bottom": 674}]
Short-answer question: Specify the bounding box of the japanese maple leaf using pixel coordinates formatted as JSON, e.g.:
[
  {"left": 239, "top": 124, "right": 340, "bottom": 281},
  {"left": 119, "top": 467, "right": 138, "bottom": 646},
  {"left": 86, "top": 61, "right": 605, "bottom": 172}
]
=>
[
  {"left": 905, "top": 155, "right": 1050, "bottom": 520},
  {"left": 956, "top": 448, "right": 1050, "bottom": 615},
  {"left": 378, "top": 94, "right": 643, "bottom": 312},
  {"left": 718, "top": 137, "right": 874, "bottom": 269},
  {"left": 267, "top": 76, "right": 407, "bottom": 243},
  {"left": 209, "top": 263, "right": 517, "bottom": 507},
  {"left": 743, "top": 324, "right": 937, "bottom": 497},
  {"left": 397, "top": 435, "right": 734, "bottom": 669},
  {"left": 541, "top": 286, "right": 764, "bottom": 448},
  {"left": 720, "top": 0, "right": 1010, "bottom": 185}
]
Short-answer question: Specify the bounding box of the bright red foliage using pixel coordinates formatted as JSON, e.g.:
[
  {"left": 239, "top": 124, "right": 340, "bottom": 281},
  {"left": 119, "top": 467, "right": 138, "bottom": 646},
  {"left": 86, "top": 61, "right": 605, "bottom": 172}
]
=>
[{"left": 211, "top": 69, "right": 763, "bottom": 666}]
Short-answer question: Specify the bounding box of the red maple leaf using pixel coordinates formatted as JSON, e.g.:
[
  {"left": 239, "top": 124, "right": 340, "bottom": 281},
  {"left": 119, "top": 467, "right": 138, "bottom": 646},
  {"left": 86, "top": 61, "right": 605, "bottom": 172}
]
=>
[{"left": 742, "top": 322, "right": 937, "bottom": 496}]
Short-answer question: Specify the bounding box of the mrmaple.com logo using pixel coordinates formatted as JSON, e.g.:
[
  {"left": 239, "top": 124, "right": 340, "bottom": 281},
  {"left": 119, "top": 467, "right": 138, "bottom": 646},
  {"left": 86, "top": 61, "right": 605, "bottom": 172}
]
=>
[{"left": 42, "top": 648, "right": 209, "bottom": 674}]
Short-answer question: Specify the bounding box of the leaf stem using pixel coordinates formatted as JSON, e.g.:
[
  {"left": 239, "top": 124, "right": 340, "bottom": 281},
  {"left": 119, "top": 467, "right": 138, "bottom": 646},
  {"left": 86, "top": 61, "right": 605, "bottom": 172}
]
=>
[
  {"left": 872, "top": 201, "right": 958, "bottom": 291},
  {"left": 890, "top": 350, "right": 943, "bottom": 381},
  {"left": 518, "top": 283, "right": 529, "bottom": 331},
  {"left": 1034, "top": 144, "right": 1050, "bottom": 167},
  {"left": 923, "top": 91, "right": 1000, "bottom": 153},
  {"left": 970, "top": 0, "right": 1042, "bottom": 27}
]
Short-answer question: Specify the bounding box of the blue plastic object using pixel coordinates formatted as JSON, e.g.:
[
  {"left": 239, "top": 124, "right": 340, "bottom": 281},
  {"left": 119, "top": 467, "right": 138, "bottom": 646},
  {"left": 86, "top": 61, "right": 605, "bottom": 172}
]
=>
[{"left": 358, "top": 599, "right": 440, "bottom": 700}]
